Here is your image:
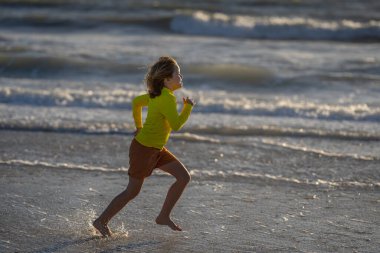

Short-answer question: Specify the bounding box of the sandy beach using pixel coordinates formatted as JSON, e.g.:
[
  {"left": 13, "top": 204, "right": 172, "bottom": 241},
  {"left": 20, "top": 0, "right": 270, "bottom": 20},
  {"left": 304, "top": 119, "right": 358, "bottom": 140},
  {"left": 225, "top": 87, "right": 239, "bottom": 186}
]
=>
[{"left": 1, "top": 130, "right": 379, "bottom": 253}]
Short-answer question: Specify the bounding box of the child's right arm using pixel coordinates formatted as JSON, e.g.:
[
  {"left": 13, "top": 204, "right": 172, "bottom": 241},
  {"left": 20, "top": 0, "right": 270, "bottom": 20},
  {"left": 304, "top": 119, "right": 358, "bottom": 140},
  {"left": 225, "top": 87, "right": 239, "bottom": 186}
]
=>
[{"left": 132, "top": 94, "right": 149, "bottom": 129}]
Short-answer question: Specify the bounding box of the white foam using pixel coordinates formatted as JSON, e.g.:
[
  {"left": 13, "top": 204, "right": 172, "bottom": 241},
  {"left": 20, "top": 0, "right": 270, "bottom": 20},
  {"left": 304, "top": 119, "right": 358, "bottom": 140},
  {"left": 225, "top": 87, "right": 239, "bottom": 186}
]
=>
[
  {"left": 2, "top": 85, "right": 379, "bottom": 122},
  {"left": 0, "top": 86, "right": 139, "bottom": 108},
  {"left": 188, "top": 90, "right": 380, "bottom": 121},
  {"left": 189, "top": 169, "right": 380, "bottom": 188},
  {"left": 0, "top": 104, "right": 379, "bottom": 141},
  {"left": 1, "top": 159, "right": 378, "bottom": 189},
  {"left": 259, "top": 139, "right": 378, "bottom": 161},
  {"left": 171, "top": 11, "right": 380, "bottom": 41},
  {"left": 0, "top": 159, "right": 128, "bottom": 172},
  {"left": 172, "top": 132, "right": 221, "bottom": 143}
]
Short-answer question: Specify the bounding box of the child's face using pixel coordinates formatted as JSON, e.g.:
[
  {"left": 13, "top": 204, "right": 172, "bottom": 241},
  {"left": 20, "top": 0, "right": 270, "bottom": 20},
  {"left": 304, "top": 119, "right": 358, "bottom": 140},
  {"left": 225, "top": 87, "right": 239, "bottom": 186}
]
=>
[{"left": 164, "top": 65, "right": 183, "bottom": 91}]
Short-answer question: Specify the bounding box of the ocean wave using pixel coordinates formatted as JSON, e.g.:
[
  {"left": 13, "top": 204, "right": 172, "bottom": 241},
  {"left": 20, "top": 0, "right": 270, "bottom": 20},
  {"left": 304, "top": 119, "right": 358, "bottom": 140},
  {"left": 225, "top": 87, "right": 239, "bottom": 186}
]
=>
[
  {"left": 1, "top": 86, "right": 380, "bottom": 122},
  {"left": 188, "top": 169, "right": 380, "bottom": 189},
  {"left": 3, "top": 5, "right": 380, "bottom": 42},
  {"left": 172, "top": 132, "right": 221, "bottom": 144},
  {"left": 0, "top": 86, "right": 137, "bottom": 108},
  {"left": 174, "top": 133, "right": 380, "bottom": 160},
  {"left": 189, "top": 126, "right": 380, "bottom": 142},
  {"left": 185, "top": 64, "right": 274, "bottom": 84},
  {"left": 0, "top": 54, "right": 272, "bottom": 83},
  {"left": 0, "top": 159, "right": 127, "bottom": 172},
  {"left": 258, "top": 139, "right": 379, "bottom": 161},
  {"left": 1, "top": 118, "right": 379, "bottom": 142},
  {"left": 0, "top": 54, "right": 144, "bottom": 77},
  {"left": 171, "top": 11, "right": 380, "bottom": 41},
  {"left": 0, "top": 6, "right": 174, "bottom": 29},
  {"left": 0, "top": 120, "right": 132, "bottom": 135},
  {"left": 1, "top": 159, "right": 378, "bottom": 189},
  {"left": 194, "top": 97, "right": 380, "bottom": 122}
]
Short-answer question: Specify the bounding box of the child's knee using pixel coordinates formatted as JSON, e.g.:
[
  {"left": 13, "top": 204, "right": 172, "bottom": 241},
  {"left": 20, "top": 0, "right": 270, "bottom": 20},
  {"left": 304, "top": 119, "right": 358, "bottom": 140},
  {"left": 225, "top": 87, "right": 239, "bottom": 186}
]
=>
[
  {"left": 178, "top": 171, "right": 191, "bottom": 185},
  {"left": 121, "top": 187, "right": 141, "bottom": 200}
]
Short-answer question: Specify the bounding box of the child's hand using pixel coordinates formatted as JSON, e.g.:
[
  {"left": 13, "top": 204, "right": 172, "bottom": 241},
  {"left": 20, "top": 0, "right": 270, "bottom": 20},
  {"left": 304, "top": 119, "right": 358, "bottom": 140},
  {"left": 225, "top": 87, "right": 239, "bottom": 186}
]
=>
[{"left": 183, "top": 97, "right": 195, "bottom": 106}]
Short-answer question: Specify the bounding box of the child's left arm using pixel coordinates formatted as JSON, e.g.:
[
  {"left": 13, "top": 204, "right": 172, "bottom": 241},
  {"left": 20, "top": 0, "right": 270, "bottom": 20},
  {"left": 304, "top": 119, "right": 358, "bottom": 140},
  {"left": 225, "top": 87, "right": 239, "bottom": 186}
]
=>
[{"left": 160, "top": 94, "right": 193, "bottom": 131}]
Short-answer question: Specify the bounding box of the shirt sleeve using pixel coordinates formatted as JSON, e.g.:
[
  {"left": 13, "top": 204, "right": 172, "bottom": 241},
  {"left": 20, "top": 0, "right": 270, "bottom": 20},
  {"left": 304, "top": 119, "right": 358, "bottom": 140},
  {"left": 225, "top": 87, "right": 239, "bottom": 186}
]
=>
[
  {"left": 132, "top": 94, "right": 149, "bottom": 129},
  {"left": 160, "top": 94, "right": 193, "bottom": 131}
]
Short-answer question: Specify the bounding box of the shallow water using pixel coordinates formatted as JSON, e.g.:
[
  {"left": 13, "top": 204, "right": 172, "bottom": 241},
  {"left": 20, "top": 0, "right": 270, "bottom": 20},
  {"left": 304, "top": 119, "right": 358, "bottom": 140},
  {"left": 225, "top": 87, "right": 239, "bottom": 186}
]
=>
[
  {"left": 0, "top": 0, "right": 379, "bottom": 252},
  {"left": 1, "top": 145, "right": 379, "bottom": 252}
]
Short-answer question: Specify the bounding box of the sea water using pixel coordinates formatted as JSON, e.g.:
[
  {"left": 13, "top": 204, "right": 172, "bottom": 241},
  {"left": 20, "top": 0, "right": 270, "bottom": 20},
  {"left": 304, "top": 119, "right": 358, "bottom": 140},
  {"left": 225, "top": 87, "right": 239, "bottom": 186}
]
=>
[{"left": 0, "top": 0, "right": 379, "bottom": 252}]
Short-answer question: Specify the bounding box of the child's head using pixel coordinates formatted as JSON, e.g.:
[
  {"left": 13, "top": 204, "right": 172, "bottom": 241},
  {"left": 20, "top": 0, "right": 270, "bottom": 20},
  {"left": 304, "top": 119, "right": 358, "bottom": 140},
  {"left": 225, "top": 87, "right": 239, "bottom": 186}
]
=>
[{"left": 145, "top": 56, "right": 183, "bottom": 98}]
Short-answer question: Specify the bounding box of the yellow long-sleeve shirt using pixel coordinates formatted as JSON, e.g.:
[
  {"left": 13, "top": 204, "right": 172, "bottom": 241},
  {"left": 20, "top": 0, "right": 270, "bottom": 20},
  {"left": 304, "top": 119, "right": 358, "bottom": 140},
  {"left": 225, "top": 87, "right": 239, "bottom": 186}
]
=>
[{"left": 132, "top": 87, "right": 193, "bottom": 149}]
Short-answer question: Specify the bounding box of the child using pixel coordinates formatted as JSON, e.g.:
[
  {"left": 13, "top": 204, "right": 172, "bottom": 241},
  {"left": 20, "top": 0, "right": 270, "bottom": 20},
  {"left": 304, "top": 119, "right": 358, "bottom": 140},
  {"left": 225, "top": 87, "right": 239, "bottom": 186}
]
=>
[{"left": 93, "top": 56, "right": 195, "bottom": 236}]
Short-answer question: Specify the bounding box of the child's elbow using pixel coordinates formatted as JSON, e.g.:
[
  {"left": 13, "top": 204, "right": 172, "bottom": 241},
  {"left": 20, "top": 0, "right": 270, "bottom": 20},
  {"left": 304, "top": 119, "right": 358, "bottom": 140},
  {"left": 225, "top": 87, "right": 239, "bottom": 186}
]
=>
[{"left": 170, "top": 123, "right": 183, "bottom": 131}]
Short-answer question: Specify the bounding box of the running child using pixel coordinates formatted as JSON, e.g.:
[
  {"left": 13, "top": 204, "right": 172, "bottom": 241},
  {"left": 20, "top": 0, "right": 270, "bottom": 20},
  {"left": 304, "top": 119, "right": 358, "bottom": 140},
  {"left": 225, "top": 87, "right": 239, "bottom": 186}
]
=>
[{"left": 93, "top": 56, "right": 194, "bottom": 236}]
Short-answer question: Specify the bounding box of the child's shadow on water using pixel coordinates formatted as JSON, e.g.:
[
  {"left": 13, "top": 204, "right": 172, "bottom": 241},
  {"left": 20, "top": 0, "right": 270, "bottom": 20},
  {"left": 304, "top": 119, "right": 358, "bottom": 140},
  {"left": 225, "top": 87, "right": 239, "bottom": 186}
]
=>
[{"left": 32, "top": 236, "right": 161, "bottom": 253}]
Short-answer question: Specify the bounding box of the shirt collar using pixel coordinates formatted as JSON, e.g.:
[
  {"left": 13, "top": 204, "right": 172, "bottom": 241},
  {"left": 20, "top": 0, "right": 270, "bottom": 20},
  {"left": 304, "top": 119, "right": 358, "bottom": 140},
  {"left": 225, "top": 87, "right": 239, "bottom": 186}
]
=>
[{"left": 162, "top": 87, "right": 173, "bottom": 95}]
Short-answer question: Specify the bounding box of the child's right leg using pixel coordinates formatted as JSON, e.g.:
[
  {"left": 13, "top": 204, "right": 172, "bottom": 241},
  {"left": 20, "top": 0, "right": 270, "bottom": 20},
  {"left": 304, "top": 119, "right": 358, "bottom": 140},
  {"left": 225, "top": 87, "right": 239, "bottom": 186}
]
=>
[{"left": 93, "top": 176, "right": 144, "bottom": 237}]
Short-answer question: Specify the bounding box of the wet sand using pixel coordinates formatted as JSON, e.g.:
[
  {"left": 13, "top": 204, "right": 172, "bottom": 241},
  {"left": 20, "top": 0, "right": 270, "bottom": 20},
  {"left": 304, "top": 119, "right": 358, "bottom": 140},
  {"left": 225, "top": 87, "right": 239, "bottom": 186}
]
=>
[
  {"left": 0, "top": 131, "right": 379, "bottom": 252},
  {"left": 1, "top": 164, "right": 379, "bottom": 253}
]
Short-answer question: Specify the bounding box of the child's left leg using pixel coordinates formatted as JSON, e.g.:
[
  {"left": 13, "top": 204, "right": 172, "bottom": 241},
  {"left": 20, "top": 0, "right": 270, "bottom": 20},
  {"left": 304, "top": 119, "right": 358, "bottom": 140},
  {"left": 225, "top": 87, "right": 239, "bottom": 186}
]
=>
[{"left": 156, "top": 160, "right": 191, "bottom": 231}]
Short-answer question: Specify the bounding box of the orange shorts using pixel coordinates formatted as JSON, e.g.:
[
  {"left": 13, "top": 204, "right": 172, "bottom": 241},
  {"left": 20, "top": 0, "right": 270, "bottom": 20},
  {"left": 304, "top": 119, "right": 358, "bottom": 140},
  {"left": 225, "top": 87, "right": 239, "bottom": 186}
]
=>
[{"left": 128, "top": 138, "right": 178, "bottom": 179}]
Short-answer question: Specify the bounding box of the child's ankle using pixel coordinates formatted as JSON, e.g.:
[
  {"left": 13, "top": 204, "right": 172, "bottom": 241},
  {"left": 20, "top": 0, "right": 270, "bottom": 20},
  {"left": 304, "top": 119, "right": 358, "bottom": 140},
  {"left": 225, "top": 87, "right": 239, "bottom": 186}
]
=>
[{"left": 95, "top": 217, "right": 107, "bottom": 225}]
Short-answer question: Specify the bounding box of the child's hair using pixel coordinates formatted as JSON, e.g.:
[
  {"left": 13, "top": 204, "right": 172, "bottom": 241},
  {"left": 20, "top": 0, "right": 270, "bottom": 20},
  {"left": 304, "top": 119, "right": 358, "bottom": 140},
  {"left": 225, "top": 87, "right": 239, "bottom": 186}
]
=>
[{"left": 145, "top": 56, "right": 178, "bottom": 98}]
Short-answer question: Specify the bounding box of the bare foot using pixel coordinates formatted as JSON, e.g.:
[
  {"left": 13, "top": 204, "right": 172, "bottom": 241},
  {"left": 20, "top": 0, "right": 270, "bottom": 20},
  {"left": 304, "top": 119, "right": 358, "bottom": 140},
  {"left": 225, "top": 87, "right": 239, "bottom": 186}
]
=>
[
  {"left": 93, "top": 219, "right": 112, "bottom": 237},
  {"left": 155, "top": 216, "right": 182, "bottom": 231}
]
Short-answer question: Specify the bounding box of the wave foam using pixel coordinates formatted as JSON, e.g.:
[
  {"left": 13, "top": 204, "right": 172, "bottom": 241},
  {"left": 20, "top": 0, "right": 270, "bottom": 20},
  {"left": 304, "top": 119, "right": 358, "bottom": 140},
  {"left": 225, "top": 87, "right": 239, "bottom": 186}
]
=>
[
  {"left": 0, "top": 86, "right": 138, "bottom": 108},
  {"left": 259, "top": 139, "right": 378, "bottom": 161},
  {"left": 172, "top": 132, "right": 221, "bottom": 143},
  {"left": 1, "top": 159, "right": 378, "bottom": 189},
  {"left": 1, "top": 118, "right": 379, "bottom": 141},
  {"left": 0, "top": 159, "right": 128, "bottom": 172},
  {"left": 189, "top": 169, "right": 380, "bottom": 189},
  {"left": 194, "top": 95, "right": 380, "bottom": 122},
  {"left": 171, "top": 11, "right": 380, "bottom": 41},
  {"left": 1, "top": 86, "right": 380, "bottom": 122}
]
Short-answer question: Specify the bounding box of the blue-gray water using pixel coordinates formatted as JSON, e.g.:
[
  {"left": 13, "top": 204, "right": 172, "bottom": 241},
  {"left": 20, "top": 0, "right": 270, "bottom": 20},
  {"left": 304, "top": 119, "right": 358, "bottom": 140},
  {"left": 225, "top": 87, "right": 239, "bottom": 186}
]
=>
[
  {"left": 1, "top": 0, "right": 379, "bottom": 155},
  {"left": 0, "top": 1, "right": 380, "bottom": 252}
]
